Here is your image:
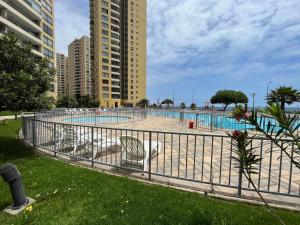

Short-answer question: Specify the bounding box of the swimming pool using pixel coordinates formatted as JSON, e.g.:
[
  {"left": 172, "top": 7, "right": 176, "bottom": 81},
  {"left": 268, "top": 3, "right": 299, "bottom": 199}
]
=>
[
  {"left": 148, "top": 111, "right": 282, "bottom": 131},
  {"left": 64, "top": 116, "right": 131, "bottom": 124}
]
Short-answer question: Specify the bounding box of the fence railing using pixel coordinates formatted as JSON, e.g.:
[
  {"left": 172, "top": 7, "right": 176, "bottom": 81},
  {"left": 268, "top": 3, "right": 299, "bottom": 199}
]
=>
[
  {"left": 34, "top": 108, "right": 147, "bottom": 125},
  {"left": 21, "top": 115, "right": 300, "bottom": 200}
]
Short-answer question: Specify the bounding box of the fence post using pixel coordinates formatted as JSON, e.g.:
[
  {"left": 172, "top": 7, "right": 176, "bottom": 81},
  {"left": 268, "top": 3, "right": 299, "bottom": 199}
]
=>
[
  {"left": 91, "top": 127, "right": 94, "bottom": 167},
  {"left": 210, "top": 112, "right": 214, "bottom": 131},
  {"left": 32, "top": 112, "right": 36, "bottom": 148},
  {"left": 237, "top": 162, "right": 243, "bottom": 197},
  {"left": 148, "top": 131, "right": 152, "bottom": 180},
  {"left": 54, "top": 123, "right": 57, "bottom": 157},
  {"left": 117, "top": 110, "right": 119, "bottom": 124}
]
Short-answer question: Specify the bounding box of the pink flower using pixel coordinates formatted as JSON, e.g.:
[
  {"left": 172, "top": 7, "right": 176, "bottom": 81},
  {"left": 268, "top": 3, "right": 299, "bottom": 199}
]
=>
[
  {"left": 243, "top": 112, "right": 251, "bottom": 119},
  {"left": 232, "top": 130, "right": 241, "bottom": 138}
]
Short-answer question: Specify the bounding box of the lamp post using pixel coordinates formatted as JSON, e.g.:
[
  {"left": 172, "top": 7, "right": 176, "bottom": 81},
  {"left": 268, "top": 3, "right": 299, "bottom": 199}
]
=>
[
  {"left": 251, "top": 93, "right": 257, "bottom": 110},
  {"left": 266, "top": 81, "right": 272, "bottom": 104}
]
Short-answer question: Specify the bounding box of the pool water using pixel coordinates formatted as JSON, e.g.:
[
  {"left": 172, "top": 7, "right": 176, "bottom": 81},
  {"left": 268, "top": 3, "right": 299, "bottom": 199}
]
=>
[
  {"left": 148, "top": 111, "right": 283, "bottom": 131},
  {"left": 64, "top": 116, "right": 131, "bottom": 124}
]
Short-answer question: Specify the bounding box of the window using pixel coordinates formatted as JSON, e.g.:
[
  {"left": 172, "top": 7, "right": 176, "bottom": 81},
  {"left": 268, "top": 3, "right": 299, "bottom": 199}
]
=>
[
  {"left": 43, "top": 48, "right": 53, "bottom": 58},
  {"left": 41, "top": 11, "right": 52, "bottom": 25},
  {"left": 102, "top": 8, "right": 108, "bottom": 14},
  {"left": 102, "top": 72, "right": 109, "bottom": 78},
  {"left": 103, "top": 80, "right": 109, "bottom": 84},
  {"left": 41, "top": 0, "right": 52, "bottom": 13},
  {"left": 102, "top": 51, "right": 109, "bottom": 57},
  {"left": 102, "top": 93, "right": 109, "bottom": 98},
  {"left": 102, "top": 22, "right": 108, "bottom": 29},
  {"left": 102, "top": 86, "right": 109, "bottom": 91},
  {"left": 43, "top": 35, "right": 53, "bottom": 47},
  {"left": 111, "top": 87, "right": 120, "bottom": 93},
  {"left": 102, "top": 37, "right": 109, "bottom": 43},
  {"left": 43, "top": 24, "right": 53, "bottom": 36},
  {"left": 26, "top": 0, "right": 41, "bottom": 13},
  {"left": 102, "top": 65, "right": 109, "bottom": 70},
  {"left": 102, "top": 30, "right": 109, "bottom": 36},
  {"left": 102, "top": 58, "right": 109, "bottom": 63},
  {"left": 101, "top": 0, "right": 108, "bottom": 7},
  {"left": 102, "top": 15, "right": 108, "bottom": 22},
  {"left": 102, "top": 45, "right": 109, "bottom": 50},
  {"left": 111, "top": 33, "right": 119, "bottom": 40},
  {"left": 112, "top": 94, "right": 120, "bottom": 99}
]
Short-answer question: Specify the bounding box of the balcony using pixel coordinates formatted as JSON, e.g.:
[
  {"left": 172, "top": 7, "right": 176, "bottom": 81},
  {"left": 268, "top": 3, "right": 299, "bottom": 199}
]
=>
[
  {"left": 0, "top": 1, "right": 42, "bottom": 33},
  {"left": 5, "top": 0, "right": 41, "bottom": 20},
  {"left": 0, "top": 16, "right": 42, "bottom": 46}
]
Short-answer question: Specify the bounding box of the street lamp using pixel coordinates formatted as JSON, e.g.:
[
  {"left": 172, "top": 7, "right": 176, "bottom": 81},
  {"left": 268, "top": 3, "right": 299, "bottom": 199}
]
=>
[
  {"left": 266, "top": 81, "right": 272, "bottom": 100},
  {"left": 251, "top": 93, "right": 257, "bottom": 110}
]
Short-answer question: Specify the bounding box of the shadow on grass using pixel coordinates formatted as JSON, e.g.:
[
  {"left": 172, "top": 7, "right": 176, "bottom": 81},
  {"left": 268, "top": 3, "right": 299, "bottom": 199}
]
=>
[{"left": 0, "top": 136, "right": 36, "bottom": 161}]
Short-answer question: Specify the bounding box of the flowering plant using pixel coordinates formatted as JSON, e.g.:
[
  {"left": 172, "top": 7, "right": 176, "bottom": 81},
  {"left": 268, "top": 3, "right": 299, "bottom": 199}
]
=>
[{"left": 232, "top": 103, "right": 300, "bottom": 169}]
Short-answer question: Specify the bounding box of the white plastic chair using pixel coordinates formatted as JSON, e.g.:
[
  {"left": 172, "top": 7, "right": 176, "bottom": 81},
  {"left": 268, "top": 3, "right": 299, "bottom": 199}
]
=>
[{"left": 120, "top": 136, "right": 161, "bottom": 171}]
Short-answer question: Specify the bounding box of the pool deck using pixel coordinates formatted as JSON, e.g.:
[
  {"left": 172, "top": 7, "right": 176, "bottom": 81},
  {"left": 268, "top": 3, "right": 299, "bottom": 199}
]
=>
[{"left": 34, "top": 115, "right": 300, "bottom": 208}]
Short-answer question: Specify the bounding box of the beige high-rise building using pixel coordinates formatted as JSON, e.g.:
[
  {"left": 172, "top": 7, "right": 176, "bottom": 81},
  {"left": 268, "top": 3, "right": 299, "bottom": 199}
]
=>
[
  {"left": 90, "top": 0, "right": 147, "bottom": 108},
  {"left": 56, "top": 53, "right": 68, "bottom": 98},
  {"left": 68, "top": 36, "right": 91, "bottom": 97},
  {"left": 0, "top": 0, "right": 56, "bottom": 96}
]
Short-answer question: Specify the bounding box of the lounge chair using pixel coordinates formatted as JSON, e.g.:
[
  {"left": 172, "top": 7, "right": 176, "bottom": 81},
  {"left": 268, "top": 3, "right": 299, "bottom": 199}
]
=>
[
  {"left": 90, "top": 137, "right": 121, "bottom": 160},
  {"left": 41, "top": 124, "right": 64, "bottom": 148},
  {"left": 59, "top": 126, "right": 90, "bottom": 155},
  {"left": 61, "top": 127, "right": 121, "bottom": 159},
  {"left": 120, "top": 136, "right": 161, "bottom": 171}
]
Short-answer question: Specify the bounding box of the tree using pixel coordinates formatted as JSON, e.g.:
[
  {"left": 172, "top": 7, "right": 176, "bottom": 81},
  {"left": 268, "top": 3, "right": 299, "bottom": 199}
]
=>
[
  {"left": 180, "top": 102, "right": 186, "bottom": 109},
  {"left": 152, "top": 103, "right": 157, "bottom": 108},
  {"left": 57, "top": 95, "right": 78, "bottom": 108},
  {"left": 210, "top": 90, "right": 248, "bottom": 110},
  {"left": 267, "top": 86, "right": 300, "bottom": 111},
  {"left": 78, "top": 95, "right": 99, "bottom": 108},
  {"left": 190, "top": 103, "right": 197, "bottom": 110},
  {"left": 137, "top": 98, "right": 149, "bottom": 108},
  {"left": 161, "top": 99, "right": 174, "bottom": 108},
  {"left": 0, "top": 34, "right": 55, "bottom": 118},
  {"left": 233, "top": 103, "right": 300, "bottom": 169}
]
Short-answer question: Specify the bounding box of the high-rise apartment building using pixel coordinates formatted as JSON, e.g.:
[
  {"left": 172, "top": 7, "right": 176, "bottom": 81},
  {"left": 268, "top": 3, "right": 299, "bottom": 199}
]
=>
[
  {"left": 68, "top": 36, "right": 92, "bottom": 97},
  {"left": 90, "top": 0, "right": 146, "bottom": 108},
  {"left": 0, "top": 0, "right": 56, "bottom": 95},
  {"left": 56, "top": 53, "right": 68, "bottom": 98}
]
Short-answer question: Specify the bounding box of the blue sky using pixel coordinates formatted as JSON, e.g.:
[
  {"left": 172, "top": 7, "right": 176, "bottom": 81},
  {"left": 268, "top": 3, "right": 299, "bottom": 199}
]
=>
[{"left": 55, "top": 0, "right": 300, "bottom": 107}]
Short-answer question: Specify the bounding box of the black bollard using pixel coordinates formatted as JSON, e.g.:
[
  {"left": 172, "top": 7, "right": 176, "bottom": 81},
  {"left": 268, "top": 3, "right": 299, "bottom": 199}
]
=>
[{"left": 0, "top": 163, "right": 29, "bottom": 210}]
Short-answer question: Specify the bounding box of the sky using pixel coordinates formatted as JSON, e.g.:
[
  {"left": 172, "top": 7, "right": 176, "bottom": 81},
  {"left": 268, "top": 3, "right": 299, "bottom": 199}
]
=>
[{"left": 55, "top": 0, "right": 300, "bottom": 107}]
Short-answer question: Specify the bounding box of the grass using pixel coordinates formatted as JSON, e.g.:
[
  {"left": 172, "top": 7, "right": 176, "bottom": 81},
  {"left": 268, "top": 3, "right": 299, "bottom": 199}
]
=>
[
  {"left": 0, "top": 111, "right": 20, "bottom": 117},
  {"left": 0, "top": 120, "right": 300, "bottom": 225}
]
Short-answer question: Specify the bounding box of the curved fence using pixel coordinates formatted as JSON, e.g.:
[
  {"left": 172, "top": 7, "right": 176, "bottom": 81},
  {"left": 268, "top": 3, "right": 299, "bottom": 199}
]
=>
[
  {"left": 21, "top": 114, "right": 300, "bottom": 204},
  {"left": 35, "top": 108, "right": 147, "bottom": 125}
]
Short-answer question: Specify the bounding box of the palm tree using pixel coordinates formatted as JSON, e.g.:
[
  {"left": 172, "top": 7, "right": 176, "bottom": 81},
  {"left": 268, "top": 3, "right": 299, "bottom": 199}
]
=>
[
  {"left": 190, "top": 103, "right": 197, "bottom": 110},
  {"left": 161, "top": 99, "right": 174, "bottom": 108},
  {"left": 180, "top": 102, "right": 186, "bottom": 109},
  {"left": 137, "top": 98, "right": 149, "bottom": 108},
  {"left": 267, "top": 86, "right": 300, "bottom": 110}
]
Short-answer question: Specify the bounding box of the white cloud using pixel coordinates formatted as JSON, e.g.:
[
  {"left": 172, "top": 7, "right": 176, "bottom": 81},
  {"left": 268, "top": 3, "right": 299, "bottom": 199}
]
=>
[
  {"left": 147, "top": 0, "right": 300, "bottom": 85},
  {"left": 55, "top": 1, "right": 89, "bottom": 55}
]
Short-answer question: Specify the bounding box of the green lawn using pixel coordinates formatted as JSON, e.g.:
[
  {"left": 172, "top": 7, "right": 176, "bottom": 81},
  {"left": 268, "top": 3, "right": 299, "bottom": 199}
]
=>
[
  {"left": 0, "top": 120, "right": 299, "bottom": 225},
  {"left": 0, "top": 111, "right": 20, "bottom": 117}
]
